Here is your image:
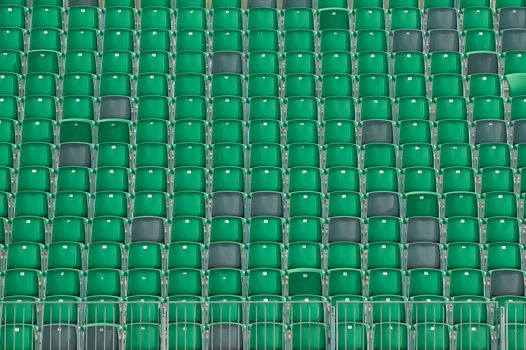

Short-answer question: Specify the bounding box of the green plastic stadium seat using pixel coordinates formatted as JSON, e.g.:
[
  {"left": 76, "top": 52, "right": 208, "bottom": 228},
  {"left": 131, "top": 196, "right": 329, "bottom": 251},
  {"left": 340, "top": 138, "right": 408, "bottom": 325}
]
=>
[
  {"left": 355, "top": 30, "right": 387, "bottom": 52},
  {"left": 104, "top": 7, "right": 135, "bottom": 30},
  {"left": 464, "top": 29, "right": 496, "bottom": 53},
  {"left": 176, "top": 8, "right": 206, "bottom": 30},
  {"left": 319, "top": 8, "right": 349, "bottom": 31},
  {"left": 469, "top": 74, "right": 501, "bottom": 98},
  {"left": 393, "top": 52, "right": 425, "bottom": 75},
  {"left": 406, "top": 192, "right": 439, "bottom": 217},
  {"left": 403, "top": 167, "right": 437, "bottom": 193},
  {"left": 103, "top": 29, "right": 135, "bottom": 51},
  {"left": 391, "top": 7, "right": 421, "bottom": 30},
  {"left": 168, "top": 242, "right": 203, "bottom": 269},
  {"left": 283, "top": 8, "right": 314, "bottom": 30},
  {"left": 431, "top": 74, "right": 464, "bottom": 98},
  {"left": 68, "top": 6, "right": 99, "bottom": 29},
  {"left": 455, "top": 324, "right": 492, "bottom": 350},
  {"left": 0, "top": 28, "right": 25, "bottom": 51},
  {"left": 140, "top": 7, "right": 172, "bottom": 30},
  {"left": 463, "top": 7, "right": 493, "bottom": 31},
  {"left": 248, "top": 8, "right": 278, "bottom": 30},
  {"left": 11, "top": 217, "right": 45, "bottom": 243},
  {"left": 17, "top": 166, "right": 51, "bottom": 192},
  {"left": 65, "top": 51, "right": 97, "bottom": 74},
  {"left": 322, "top": 52, "right": 352, "bottom": 75},
  {"left": 7, "top": 243, "right": 42, "bottom": 269},
  {"left": 67, "top": 29, "right": 99, "bottom": 51},
  {"left": 140, "top": 28, "right": 170, "bottom": 51}
]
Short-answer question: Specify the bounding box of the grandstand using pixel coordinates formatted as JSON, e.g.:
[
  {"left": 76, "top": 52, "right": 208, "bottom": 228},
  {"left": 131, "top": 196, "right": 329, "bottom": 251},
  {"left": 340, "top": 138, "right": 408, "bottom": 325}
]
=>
[{"left": 1, "top": 0, "right": 526, "bottom": 348}]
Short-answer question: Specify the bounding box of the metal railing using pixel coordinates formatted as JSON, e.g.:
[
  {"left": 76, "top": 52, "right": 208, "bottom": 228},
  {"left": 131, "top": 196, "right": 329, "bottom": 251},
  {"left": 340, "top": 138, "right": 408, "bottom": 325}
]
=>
[
  {"left": 334, "top": 299, "right": 502, "bottom": 350},
  {"left": 503, "top": 300, "right": 526, "bottom": 350},
  {"left": 0, "top": 299, "right": 518, "bottom": 349}
]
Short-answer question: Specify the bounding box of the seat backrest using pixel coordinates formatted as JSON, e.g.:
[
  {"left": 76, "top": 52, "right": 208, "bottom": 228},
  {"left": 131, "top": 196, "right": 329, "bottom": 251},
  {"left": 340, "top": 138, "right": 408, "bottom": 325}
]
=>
[
  {"left": 474, "top": 120, "right": 507, "bottom": 144},
  {"left": 84, "top": 325, "right": 119, "bottom": 350},
  {"left": 100, "top": 96, "right": 132, "bottom": 120},
  {"left": 362, "top": 120, "right": 394, "bottom": 144},
  {"left": 328, "top": 217, "right": 361, "bottom": 243},
  {"left": 392, "top": 30, "right": 424, "bottom": 52},
  {"left": 501, "top": 29, "right": 526, "bottom": 52},
  {"left": 428, "top": 29, "right": 459, "bottom": 52},
  {"left": 131, "top": 217, "right": 165, "bottom": 243},
  {"left": 367, "top": 192, "right": 400, "bottom": 217},
  {"left": 283, "top": 0, "right": 312, "bottom": 7},
  {"left": 427, "top": 8, "right": 458, "bottom": 30},
  {"left": 212, "top": 192, "right": 245, "bottom": 217},
  {"left": 209, "top": 323, "right": 244, "bottom": 350},
  {"left": 499, "top": 7, "right": 526, "bottom": 31},
  {"left": 406, "top": 217, "right": 441, "bottom": 243},
  {"left": 69, "top": 0, "right": 99, "bottom": 5},
  {"left": 407, "top": 242, "right": 441, "bottom": 269},
  {"left": 250, "top": 192, "right": 283, "bottom": 217},
  {"left": 59, "top": 143, "right": 91, "bottom": 167},
  {"left": 208, "top": 242, "right": 242, "bottom": 269},
  {"left": 41, "top": 324, "right": 78, "bottom": 350},
  {"left": 490, "top": 269, "right": 525, "bottom": 297},
  {"left": 467, "top": 52, "right": 499, "bottom": 75},
  {"left": 212, "top": 52, "right": 244, "bottom": 74}
]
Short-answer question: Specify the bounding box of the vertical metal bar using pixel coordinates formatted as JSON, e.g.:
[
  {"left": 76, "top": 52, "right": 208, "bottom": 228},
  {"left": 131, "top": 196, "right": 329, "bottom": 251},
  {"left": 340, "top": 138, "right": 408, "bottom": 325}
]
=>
[
  {"left": 500, "top": 305, "right": 507, "bottom": 350},
  {"left": 329, "top": 305, "right": 335, "bottom": 350}
]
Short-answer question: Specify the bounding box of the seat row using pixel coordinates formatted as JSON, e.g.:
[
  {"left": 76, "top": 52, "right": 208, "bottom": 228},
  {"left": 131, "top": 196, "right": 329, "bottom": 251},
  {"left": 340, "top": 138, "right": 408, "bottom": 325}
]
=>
[
  {"left": 8, "top": 26, "right": 526, "bottom": 54},
  {"left": 9, "top": 141, "right": 526, "bottom": 170},
  {"left": 7, "top": 95, "right": 526, "bottom": 122},
  {"left": 2, "top": 321, "right": 520, "bottom": 350},
  {"left": 7, "top": 5, "right": 526, "bottom": 32},
  {"left": 4, "top": 50, "right": 526, "bottom": 77},
  {"left": 1, "top": 215, "right": 522, "bottom": 245},
  {"left": 8, "top": 321, "right": 520, "bottom": 350},
  {"left": 7, "top": 118, "right": 526, "bottom": 145},
  {"left": 3, "top": 240, "right": 524, "bottom": 271},
  {"left": 2, "top": 189, "right": 526, "bottom": 220},
  {"left": 3, "top": 266, "right": 524, "bottom": 301},
  {"left": 5, "top": 164, "right": 526, "bottom": 194},
  {"left": 0, "top": 73, "right": 521, "bottom": 101},
  {"left": 7, "top": 0, "right": 523, "bottom": 10}
]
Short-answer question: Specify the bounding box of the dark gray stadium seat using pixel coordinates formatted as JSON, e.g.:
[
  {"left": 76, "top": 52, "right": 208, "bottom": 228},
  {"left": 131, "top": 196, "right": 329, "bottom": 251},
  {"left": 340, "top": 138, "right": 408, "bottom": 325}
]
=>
[
  {"left": 208, "top": 242, "right": 242, "bottom": 269},
  {"left": 467, "top": 52, "right": 499, "bottom": 75},
  {"left": 366, "top": 192, "right": 401, "bottom": 217},
  {"left": 212, "top": 192, "right": 245, "bottom": 217},
  {"left": 248, "top": 0, "right": 277, "bottom": 8},
  {"left": 361, "top": 120, "right": 394, "bottom": 144},
  {"left": 392, "top": 30, "right": 424, "bottom": 52},
  {"left": 208, "top": 323, "right": 244, "bottom": 350},
  {"left": 501, "top": 29, "right": 526, "bottom": 52},
  {"left": 474, "top": 120, "right": 507, "bottom": 144},
  {"left": 428, "top": 29, "right": 459, "bottom": 52},
  {"left": 283, "top": 0, "right": 312, "bottom": 8},
  {"left": 328, "top": 217, "right": 362, "bottom": 242},
  {"left": 42, "top": 324, "right": 78, "bottom": 350},
  {"left": 131, "top": 217, "right": 165, "bottom": 243},
  {"left": 99, "top": 96, "right": 132, "bottom": 120},
  {"left": 84, "top": 325, "right": 119, "bottom": 350},
  {"left": 212, "top": 52, "right": 244, "bottom": 74},
  {"left": 514, "top": 119, "right": 526, "bottom": 144},
  {"left": 59, "top": 143, "right": 91, "bottom": 167},
  {"left": 490, "top": 270, "right": 525, "bottom": 297},
  {"left": 69, "top": 0, "right": 98, "bottom": 5},
  {"left": 499, "top": 7, "right": 526, "bottom": 31},
  {"left": 250, "top": 192, "right": 283, "bottom": 217},
  {"left": 427, "top": 8, "right": 458, "bottom": 30},
  {"left": 406, "top": 217, "right": 441, "bottom": 243},
  {"left": 407, "top": 243, "right": 441, "bottom": 269}
]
